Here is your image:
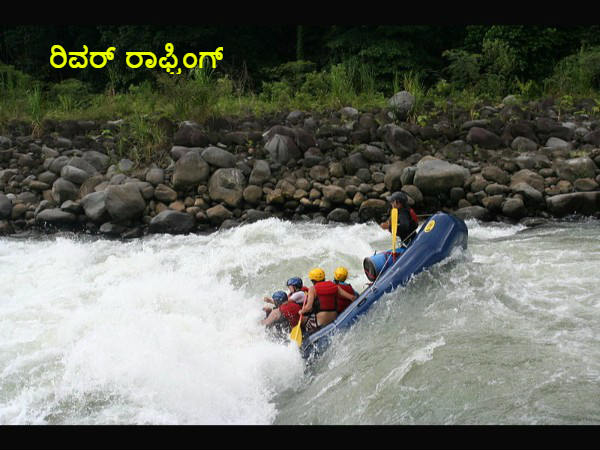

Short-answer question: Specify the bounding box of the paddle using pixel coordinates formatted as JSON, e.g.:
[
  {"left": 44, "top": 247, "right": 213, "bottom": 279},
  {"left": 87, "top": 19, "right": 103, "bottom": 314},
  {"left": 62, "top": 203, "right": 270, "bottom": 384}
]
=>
[
  {"left": 289, "top": 295, "right": 307, "bottom": 347},
  {"left": 391, "top": 207, "right": 398, "bottom": 261}
]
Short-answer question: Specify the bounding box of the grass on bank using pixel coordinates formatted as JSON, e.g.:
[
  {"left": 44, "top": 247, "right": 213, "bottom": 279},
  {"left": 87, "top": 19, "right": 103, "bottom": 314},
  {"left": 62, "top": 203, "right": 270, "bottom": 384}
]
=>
[{"left": 1, "top": 49, "right": 600, "bottom": 165}]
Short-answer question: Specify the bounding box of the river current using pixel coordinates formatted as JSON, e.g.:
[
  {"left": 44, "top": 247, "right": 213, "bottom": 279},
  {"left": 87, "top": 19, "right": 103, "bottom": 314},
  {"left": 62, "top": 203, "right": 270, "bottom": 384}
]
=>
[{"left": 1, "top": 218, "right": 599, "bottom": 424}]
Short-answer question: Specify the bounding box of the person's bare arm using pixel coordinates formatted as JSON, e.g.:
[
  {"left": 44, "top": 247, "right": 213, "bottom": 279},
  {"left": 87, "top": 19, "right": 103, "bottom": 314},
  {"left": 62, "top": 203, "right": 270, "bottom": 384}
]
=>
[
  {"left": 261, "top": 308, "right": 282, "bottom": 326},
  {"left": 338, "top": 286, "right": 357, "bottom": 302},
  {"left": 300, "top": 286, "right": 315, "bottom": 315}
]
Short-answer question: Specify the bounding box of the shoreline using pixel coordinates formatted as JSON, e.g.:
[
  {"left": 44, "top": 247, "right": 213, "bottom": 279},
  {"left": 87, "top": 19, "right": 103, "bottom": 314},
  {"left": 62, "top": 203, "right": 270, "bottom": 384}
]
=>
[{"left": 1, "top": 95, "right": 600, "bottom": 239}]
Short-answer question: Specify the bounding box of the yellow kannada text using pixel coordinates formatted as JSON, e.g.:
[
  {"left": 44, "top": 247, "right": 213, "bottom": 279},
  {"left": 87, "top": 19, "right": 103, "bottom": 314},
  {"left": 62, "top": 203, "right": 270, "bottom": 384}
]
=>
[{"left": 50, "top": 43, "right": 223, "bottom": 74}]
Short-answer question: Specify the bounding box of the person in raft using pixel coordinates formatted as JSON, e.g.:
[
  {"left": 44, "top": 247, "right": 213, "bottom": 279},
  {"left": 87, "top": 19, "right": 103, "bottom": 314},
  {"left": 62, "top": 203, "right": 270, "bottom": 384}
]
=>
[
  {"left": 262, "top": 277, "right": 307, "bottom": 315},
  {"left": 380, "top": 191, "right": 419, "bottom": 245},
  {"left": 261, "top": 290, "right": 301, "bottom": 332},
  {"left": 286, "top": 277, "right": 308, "bottom": 305},
  {"left": 300, "top": 268, "right": 357, "bottom": 335},
  {"left": 332, "top": 266, "right": 359, "bottom": 314}
]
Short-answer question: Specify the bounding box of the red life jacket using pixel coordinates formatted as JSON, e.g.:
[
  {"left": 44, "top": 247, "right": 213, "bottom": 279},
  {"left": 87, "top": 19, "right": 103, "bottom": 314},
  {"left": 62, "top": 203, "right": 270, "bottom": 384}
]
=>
[
  {"left": 301, "top": 286, "right": 309, "bottom": 293},
  {"left": 314, "top": 280, "right": 338, "bottom": 312},
  {"left": 279, "top": 302, "right": 301, "bottom": 327},
  {"left": 336, "top": 283, "right": 355, "bottom": 313}
]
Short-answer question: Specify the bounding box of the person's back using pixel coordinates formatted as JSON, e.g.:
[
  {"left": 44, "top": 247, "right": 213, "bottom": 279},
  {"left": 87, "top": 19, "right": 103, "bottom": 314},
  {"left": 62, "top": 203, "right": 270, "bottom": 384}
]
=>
[{"left": 333, "top": 266, "right": 358, "bottom": 314}]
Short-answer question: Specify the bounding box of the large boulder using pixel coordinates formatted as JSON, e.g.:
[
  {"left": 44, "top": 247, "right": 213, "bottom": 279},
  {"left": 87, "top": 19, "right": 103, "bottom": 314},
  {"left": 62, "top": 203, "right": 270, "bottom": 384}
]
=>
[
  {"left": 502, "top": 197, "right": 527, "bottom": 219},
  {"left": 583, "top": 130, "right": 600, "bottom": 147},
  {"left": 510, "top": 169, "right": 545, "bottom": 193},
  {"left": 208, "top": 168, "right": 247, "bottom": 208},
  {"left": 0, "top": 192, "right": 12, "bottom": 219},
  {"left": 454, "top": 205, "right": 490, "bottom": 221},
  {"left": 105, "top": 183, "right": 146, "bottom": 222},
  {"left": 381, "top": 124, "right": 416, "bottom": 157},
  {"left": 35, "top": 208, "right": 77, "bottom": 225},
  {"left": 248, "top": 160, "right": 271, "bottom": 186},
  {"left": 61, "top": 165, "right": 90, "bottom": 185},
  {"left": 201, "top": 147, "right": 236, "bottom": 168},
  {"left": 413, "top": 159, "right": 470, "bottom": 195},
  {"left": 173, "top": 121, "right": 209, "bottom": 147},
  {"left": 80, "top": 191, "right": 109, "bottom": 223},
  {"left": 481, "top": 166, "right": 510, "bottom": 185},
  {"left": 555, "top": 157, "right": 597, "bottom": 182},
  {"left": 149, "top": 210, "right": 195, "bottom": 234},
  {"left": 52, "top": 178, "right": 79, "bottom": 204},
  {"left": 322, "top": 185, "right": 346, "bottom": 204},
  {"left": 466, "top": 127, "right": 502, "bottom": 149},
  {"left": 172, "top": 150, "right": 210, "bottom": 190},
  {"left": 343, "top": 153, "right": 370, "bottom": 175},
  {"left": 358, "top": 198, "right": 387, "bottom": 221},
  {"left": 546, "top": 192, "right": 600, "bottom": 217},
  {"left": 389, "top": 91, "right": 415, "bottom": 119},
  {"left": 264, "top": 134, "right": 301, "bottom": 164},
  {"left": 384, "top": 161, "right": 409, "bottom": 192},
  {"left": 82, "top": 151, "right": 110, "bottom": 173}
]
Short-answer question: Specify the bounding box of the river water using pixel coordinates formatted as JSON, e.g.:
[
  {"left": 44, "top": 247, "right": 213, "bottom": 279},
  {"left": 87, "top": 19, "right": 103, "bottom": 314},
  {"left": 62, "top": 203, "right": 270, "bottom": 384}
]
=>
[{"left": 1, "top": 217, "right": 599, "bottom": 425}]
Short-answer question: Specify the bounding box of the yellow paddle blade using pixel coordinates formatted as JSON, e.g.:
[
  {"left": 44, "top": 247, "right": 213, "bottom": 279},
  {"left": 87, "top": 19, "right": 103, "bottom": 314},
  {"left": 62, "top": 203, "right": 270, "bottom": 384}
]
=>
[
  {"left": 391, "top": 207, "right": 398, "bottom": 251},
  {"left": 289, "top": 319, "right": 302, "bottom": 347}
]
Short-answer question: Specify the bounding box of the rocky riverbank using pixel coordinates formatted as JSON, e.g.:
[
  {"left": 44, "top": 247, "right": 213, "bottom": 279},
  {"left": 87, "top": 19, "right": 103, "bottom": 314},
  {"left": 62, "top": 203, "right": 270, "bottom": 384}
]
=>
[{"left": 1, "top": 93, "right": 600, "bottom": 238}]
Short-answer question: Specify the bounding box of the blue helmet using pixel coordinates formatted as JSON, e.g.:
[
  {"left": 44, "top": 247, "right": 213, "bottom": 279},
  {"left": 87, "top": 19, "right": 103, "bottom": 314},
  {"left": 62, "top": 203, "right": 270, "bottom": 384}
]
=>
[
  {"left": 286, "top": 277, "right": 303, "bottom": 290},
  {"left": 272, "top": 290, "right": 288, "bottom": 306}
]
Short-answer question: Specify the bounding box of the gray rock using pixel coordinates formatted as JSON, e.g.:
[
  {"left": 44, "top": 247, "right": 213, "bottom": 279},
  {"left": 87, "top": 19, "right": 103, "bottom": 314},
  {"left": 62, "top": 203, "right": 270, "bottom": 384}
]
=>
[
  {"left": 173, "top": 121, "right": 209, "bottom": 147},
  {"left": 303, "top": 147, "right": 323, "bottom": 167},
  {"left": 35, "top": 208, "right": 77, "bottom": 224},
  {"left": 583, "top": 130, "right": 600, "bottom": 146},
  {"left": 82, "top": 151, "right": 110, "bottom": 173},
  {"left": 511, "top": 182, "right": 544, "bottom": 205},
  {"left": 358, "top": 198, "right": 387, "bottom": 221},
  {"left": 322, "top": 185, "right": 346, "bottom": 204},
  {"left": 515, "top": 153, "right": 551, "bottom": 171},
  {"left": 172, "top": 150, "right": 210, "bottom": 190},
  {"left": 401, "top": 184, "right": 423, "bottom": 205},
  {"left": 52, "top": 178, "right": 79, "bottom": 204},
  {"left": 249, "top": 160, "right": 271, "bottom": 185},
  {"left": 546, "top": 192, "right": 600, "bottom": 217},
  {"left": 454, "top": 205, "right": 490, "bottom": 221},
  {"left": 264, "top": 134, "right": 301, "bottom": 164},
  {"left": 481, "top": 166, "right": 510, "bottom": 185},
  {"left": 245, "top": 209, "right": 269, "bottom": 223},
  {"left": 206, "top": 204, "right": 233, "bottom": 225},
  {"left": 16, "top": 191, "right": 38, "bottom": 205},
  {"left": 201, "top": 147, "right": 236, "bottom": 168},
  {"left": 384, "top": 162, "right": 408, "bottom": 192},
  {"left": 545, "top": 137, "right": 572, "bottom": 151},
  {"left": 105, "top": 183, "right": 146, "bottom": 222},
  {"left": 154, "top": 184, "right": 178, "bottom": 203},
  {"left": 343, "top": 153, "right": 370, "bottom": 175},
  {"left": 38, "top": 171, "right": 58, "bottom": 185},
  {"left": 574, "top": 178, "right": 599, "bottom": 192},
  {"left": 327, "top": 208, "right": 350, "bottom": 222},
  {"left": 149, "top": 210, "right": 196, "bottom": 234},
  {"left": 361, "top": 144, "right": 387, "bottom": 163},
  {"left": 340, "top": 107, "right": 359, "bottom": 120},
  {"left": 81, "top": 191, "right": 109, "bottom": 222},
  {"left": 381, "top": 124, "right": 416, "bottom": 157},
  {"left": 502, "top": 197, "right": 527, "bottom": 219},
  {"left": 145, "top": 168, "right": 164, "bottom": 186},
  {"left": 309, "top": 165, "right": 329, "bottom": 182},
  {"left": 0, "top": 193, "right": 12, "bottom": 219},
  {"left": 242, "top": 185, "right": 263, "bottom": 205},
  {"left": 389, "top": 91, "right": 415, "bottom": 119},
  {"left": 118, "top": 159, "right": 135, "bottom": 173},
  {"left": 467, "top": 127, "right": 502, "bottom": 149},
  {"left": 413, "top": 159, "right": 470, "bottom": 195},
  {"left": 48, "top": 156, "right": 71, "bottom": 175},
  {"left": 208, "top": 168, "right": 247, "bottom": 208},
  {"left": 61, "top": 165, "right": 90, "bottom": 185},
  {"left": 61, "top": 200, "right": 82, "bottom": 214},
  {"left": 400, "top": 166, "right": 416, "bottom": 186},
  {"left": 68, "top": 156, "right": 99, "bottom": 176},
  {"left": 555, "top": 157, "right": 597, "bottom": 182},
  {"left": 79, "top": 175, "right": 106, "bottom": 199},
  {"left": 510, "top": 169, "right": 545, "bottom": 192},
  {"left": 511, "top": 136, "right": 538, "bottom": 152}
]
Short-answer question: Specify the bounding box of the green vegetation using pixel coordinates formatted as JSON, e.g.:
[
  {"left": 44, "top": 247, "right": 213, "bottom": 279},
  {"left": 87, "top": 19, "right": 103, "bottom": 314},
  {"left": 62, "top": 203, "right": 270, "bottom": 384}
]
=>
[{"left": 1, "top": 25, "right": 600, "bottom": 163}]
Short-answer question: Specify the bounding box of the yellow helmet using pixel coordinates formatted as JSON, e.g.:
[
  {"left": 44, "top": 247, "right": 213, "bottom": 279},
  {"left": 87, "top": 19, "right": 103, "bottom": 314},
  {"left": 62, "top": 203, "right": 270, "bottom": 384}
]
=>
[
  {"left": 334, "top": 266, "right": 348, "bottom": 282},
  {"left": 308, "top": 267, "right": 325, "bottom": 282}
]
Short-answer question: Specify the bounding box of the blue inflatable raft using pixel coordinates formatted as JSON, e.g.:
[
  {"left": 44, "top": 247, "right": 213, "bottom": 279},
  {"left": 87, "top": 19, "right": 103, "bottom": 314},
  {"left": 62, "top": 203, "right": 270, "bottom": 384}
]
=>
[{"left": 300, "top": 211, "right": 468, "bottom": 360}]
